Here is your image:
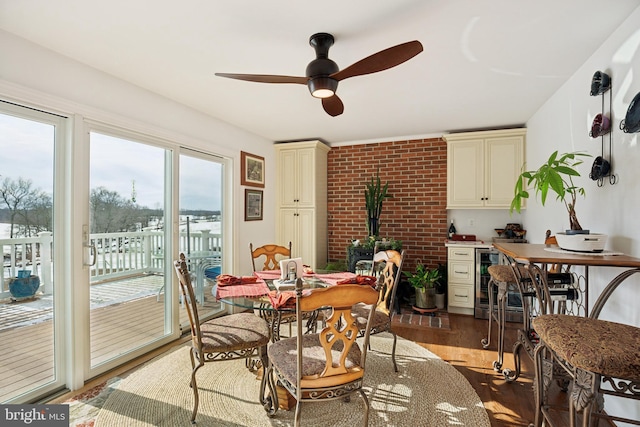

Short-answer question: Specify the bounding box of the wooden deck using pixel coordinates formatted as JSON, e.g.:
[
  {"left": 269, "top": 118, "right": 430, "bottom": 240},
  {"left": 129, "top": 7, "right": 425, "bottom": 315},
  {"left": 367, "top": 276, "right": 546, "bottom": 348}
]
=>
[{"left": 0, "top": 274, "right": 221, "bottom": 403}]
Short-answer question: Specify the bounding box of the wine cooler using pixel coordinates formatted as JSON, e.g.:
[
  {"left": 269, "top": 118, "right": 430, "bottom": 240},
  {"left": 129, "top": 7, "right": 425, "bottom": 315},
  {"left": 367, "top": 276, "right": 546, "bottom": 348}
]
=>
[{"left": 474, "top": 247, "right": 524, "bottom": 323}]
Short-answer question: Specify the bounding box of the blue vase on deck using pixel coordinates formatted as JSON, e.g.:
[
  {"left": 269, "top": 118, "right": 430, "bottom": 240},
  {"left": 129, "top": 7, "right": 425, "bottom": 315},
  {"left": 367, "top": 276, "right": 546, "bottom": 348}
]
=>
[{"left": 9, "top": 275, "right": 41, "bottom": 300}]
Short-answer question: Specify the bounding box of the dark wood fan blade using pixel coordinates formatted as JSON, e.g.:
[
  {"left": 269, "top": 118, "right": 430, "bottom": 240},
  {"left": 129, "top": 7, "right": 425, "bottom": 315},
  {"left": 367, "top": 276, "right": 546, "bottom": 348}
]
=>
[
  {"left": 322, "top": 95, "right": 344, "bottom": 117},
  {"left": 215, "top": 73, "right": 308, "bottom": 85},
  {"left": 331, "top": 40, "right": 423, "bottom": 81}
]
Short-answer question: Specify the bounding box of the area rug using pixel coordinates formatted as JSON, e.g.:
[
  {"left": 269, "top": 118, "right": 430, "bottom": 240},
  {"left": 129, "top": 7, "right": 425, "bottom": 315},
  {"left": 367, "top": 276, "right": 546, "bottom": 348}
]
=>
[
  {"left": 93, "top": 334, "right": 489, "bottom": 426},
  {"left": 391, "top": 307, "right": 451, "bottom": 330},
  {"left": 66, "top": 377, "right": 122, "bottom": 427}
]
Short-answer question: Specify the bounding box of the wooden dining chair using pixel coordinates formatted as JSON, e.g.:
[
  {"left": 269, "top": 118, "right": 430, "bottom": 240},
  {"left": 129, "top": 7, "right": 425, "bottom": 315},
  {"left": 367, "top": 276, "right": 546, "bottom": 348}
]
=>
[
  {"left": 250, "top": 242, "right": 292, "bottom": 271},
  {"left": 265, "top": 279, "right": 379, "bottom": 426},
  {"left": 173, "top": 253, "right": 271, "bottom": 424},
  {"left": 351, "top": 249, "right": 405, "bottom": 372}
]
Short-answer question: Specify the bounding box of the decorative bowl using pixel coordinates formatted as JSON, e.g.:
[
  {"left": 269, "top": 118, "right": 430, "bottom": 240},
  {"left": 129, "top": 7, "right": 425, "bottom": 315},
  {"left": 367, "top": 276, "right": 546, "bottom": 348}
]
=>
[
  {"left": 513, "top": 229, "right": 527, "bottom": 238},
  {"left": 555, "top": 232, "right": 607, "bottom": 252},
  {"left": 494, "top": 228, "right": 505, "bottom": 237}
]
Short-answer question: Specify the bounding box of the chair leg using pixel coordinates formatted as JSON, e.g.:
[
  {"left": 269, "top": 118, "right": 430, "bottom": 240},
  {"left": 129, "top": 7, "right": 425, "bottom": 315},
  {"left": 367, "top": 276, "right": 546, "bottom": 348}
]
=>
[
  {"left": 294, "top": 399, "right": 302, "bottom": 427},
  {"left": 533, "top": 342, "right": 546, "bottom": 427},
  {"left": 358, "top": 389, "right": 370, "bottom": 426},
  {"left": 390, "top": 330, "right": 398, "bottom": 372},
  {"left": 494, "top": 283, "right": 507, "bottom": 372},
  {"left": 189, "top": 356, "right": 205, "bottom": 423},
  {"left": 260, "top": 348, "right": 279, "bottom": 417},
  {"left": 482, "top": 280, "right": 495, "bottom": 350}
]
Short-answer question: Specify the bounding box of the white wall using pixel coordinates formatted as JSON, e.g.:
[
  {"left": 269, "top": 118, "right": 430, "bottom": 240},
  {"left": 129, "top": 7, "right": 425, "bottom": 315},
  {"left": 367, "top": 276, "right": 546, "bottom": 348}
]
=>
[
  {"left": 524, "top": 7, "right": 640, "bottom": 423},
  {"left": 0, "top": 30, "right": 276, "bottom": 275}
]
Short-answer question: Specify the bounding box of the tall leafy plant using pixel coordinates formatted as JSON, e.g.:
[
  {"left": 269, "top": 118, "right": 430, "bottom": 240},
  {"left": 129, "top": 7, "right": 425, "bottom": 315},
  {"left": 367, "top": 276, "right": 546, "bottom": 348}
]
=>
[
  {"left": 510, "top": 151, "right": 591, "bottom": 231},
  {"left": 364, "top": 168, "right": 388, "bottom": 237},
  {"left": 406, "top": 263, "right": 441, "bottom": 290}
]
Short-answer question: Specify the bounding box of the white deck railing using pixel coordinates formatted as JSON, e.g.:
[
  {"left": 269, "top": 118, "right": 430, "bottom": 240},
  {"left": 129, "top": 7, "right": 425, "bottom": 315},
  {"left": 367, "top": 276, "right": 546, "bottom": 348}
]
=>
[{"left": 1, "top": 230, "right": 222, "bottom": 300}]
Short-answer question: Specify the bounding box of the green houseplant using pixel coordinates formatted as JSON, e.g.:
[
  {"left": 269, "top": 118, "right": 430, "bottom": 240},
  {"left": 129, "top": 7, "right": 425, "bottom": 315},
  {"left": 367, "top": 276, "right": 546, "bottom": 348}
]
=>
[
  {"left": 407, "top": 262, "right": 441, "bottom": 309},
  {"left": 510, "top": 151, "right": 591, "bottom": 231},
  {"left": 364, "top": 168, "right": 389, "bottom": 237}
]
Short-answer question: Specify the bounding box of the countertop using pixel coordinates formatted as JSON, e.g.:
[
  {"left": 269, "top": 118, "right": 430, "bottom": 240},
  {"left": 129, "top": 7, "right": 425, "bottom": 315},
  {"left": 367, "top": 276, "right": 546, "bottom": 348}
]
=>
[{"left": 444, "top": 240, "right": 494, "bottom": 249}]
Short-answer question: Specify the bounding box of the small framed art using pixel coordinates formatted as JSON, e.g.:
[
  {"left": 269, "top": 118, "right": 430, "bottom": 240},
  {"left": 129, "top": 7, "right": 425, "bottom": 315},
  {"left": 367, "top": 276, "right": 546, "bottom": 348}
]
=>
[
  {"left": 245, "top": 189, "right": 263, "bottom": 221},
  {"left": 241, "top": 151, "right": 265, "bottom": 188}
]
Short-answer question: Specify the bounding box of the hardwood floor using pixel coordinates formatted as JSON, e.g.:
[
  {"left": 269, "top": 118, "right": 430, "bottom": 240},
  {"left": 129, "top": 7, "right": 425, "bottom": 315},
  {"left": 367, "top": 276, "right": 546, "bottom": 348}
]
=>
[{"left": 394, "top": 313, "right": 538, "bottom": 427}]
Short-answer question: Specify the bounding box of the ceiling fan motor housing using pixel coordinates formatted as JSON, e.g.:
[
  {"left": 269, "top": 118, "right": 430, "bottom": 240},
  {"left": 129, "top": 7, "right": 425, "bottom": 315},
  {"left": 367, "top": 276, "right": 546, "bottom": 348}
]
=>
[{"left": 307, "top": 33, "right": 339, "bottom": 98}]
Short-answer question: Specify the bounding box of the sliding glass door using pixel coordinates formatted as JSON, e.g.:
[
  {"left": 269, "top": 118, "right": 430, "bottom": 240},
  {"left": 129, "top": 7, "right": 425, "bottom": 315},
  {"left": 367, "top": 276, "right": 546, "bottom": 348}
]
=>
[
  {"left": 178, "top": 149, "right": 225, "bottom": 320},
  {"left": 88, "top": 131, "right": 174, "bottom": 371},
  {"left": 0, "top": 103, "right": 66, "bottom": 402},
  {"left": 0, "top": 100, "right": 230, "bottom": 401}
]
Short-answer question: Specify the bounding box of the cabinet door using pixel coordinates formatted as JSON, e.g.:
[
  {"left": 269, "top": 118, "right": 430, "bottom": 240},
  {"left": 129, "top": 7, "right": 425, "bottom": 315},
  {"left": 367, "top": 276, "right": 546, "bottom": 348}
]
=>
[
  {"left": 278, "top": 208, "right": 298, "bottom": 252},
  {"left": 296, "top": 148, "right": 316, "bottom": 208},
  {"left": 447, "top": 140, "right": 484, "bottom": 208},
  {"left": 296, "top": 208, "right": 316, "bottom": 265},
  {"left": 485, "top": 136, "right": 523, "bottom": 207},
  {"left": 277, "top": 149, "right": 298, "bottom": 208}
]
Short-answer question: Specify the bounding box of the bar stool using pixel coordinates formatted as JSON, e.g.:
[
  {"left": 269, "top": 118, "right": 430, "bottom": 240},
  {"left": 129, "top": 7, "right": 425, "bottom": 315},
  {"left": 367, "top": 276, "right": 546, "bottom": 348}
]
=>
[
  {"left": 481, "top": 264, "right": 528, "bottom": 373},
  {"left": 533, "top": 315, "right": 640, "bottom": 426},
  {"left": 531, "top": 268, "right": 640, "bottom": 427}
]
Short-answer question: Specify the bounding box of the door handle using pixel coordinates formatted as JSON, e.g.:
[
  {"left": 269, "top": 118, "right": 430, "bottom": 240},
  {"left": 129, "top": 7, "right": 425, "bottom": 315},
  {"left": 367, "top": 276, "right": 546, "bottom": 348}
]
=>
[{"left": 83, "top": 225, "right": 97, "bottom": 267}]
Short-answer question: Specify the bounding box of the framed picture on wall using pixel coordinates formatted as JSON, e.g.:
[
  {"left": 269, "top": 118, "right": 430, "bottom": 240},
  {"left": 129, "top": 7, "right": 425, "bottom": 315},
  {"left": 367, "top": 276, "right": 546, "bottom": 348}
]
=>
[
  {"left": 241, "top": 151, "right": 265, "bottom": 188},
  {"left": 245, "top": 189, "right": 263, "bottom": 221}
]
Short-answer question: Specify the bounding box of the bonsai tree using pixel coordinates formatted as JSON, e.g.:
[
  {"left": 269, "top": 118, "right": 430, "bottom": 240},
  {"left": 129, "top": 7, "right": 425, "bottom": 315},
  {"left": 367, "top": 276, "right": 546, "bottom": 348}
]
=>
[
  {"left": 364, "top": 168, "right": 388, "bottom": 237},
  {"left": 510, "top": 151, "right": 591, "bottom": 231}
]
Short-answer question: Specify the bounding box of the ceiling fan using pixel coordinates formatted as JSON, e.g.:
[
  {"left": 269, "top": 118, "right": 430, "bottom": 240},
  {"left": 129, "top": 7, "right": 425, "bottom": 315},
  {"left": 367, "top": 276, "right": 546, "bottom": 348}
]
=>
[{"left": 215, "top": 33, "right": 423, "bottom": 117}]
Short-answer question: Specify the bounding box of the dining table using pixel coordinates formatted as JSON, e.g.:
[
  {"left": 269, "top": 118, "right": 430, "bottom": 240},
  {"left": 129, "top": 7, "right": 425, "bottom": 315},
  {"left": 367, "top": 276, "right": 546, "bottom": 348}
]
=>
[
  {"left": 213, "top": 269, "right": 361, "bottom": 414},
  {"left": 214, "top": 269, "right": 359, "bottom": 342},
  {"left": 491, "top": 242, "right": 640, "bottom": 382}
]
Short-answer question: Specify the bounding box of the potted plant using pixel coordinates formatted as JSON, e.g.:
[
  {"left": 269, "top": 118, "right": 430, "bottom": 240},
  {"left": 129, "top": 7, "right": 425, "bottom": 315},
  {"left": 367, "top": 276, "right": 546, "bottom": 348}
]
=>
[
  {"left": 347, "top": 236, "right": 402, "bottom": 273},
  {"left": 510, "top": 150, "right": 591, "bottom": 231},
  {"left": 364, "top": 168, "right": 389, "bottom": 237},
  {"left": 510, "top": 151, "right": 607, "bottom": 252},
  {"left": 407, "top": 262, "right": 441, "bottom": 309},
  {"left": 8, "top": 269, "right": 41, "bottom": 301}
]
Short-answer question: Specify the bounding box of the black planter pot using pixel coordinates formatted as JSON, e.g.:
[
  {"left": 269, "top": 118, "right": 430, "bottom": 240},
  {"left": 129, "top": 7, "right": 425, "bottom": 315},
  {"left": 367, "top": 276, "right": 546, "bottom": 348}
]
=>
[{"left": 347, "top": 246, "right": 374, "bottom": 273}]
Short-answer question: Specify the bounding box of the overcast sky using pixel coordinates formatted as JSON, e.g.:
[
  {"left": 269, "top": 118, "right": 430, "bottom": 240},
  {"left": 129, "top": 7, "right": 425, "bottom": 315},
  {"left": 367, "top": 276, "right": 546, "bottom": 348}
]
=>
[{"left": 1, "top": 112, "right": 222, "bottom": 211}]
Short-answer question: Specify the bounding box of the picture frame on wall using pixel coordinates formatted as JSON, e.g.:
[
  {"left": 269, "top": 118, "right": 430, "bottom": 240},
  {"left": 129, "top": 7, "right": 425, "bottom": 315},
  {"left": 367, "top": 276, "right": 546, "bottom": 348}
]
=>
[
  {"left": 241, "top": 151, "right": 265, "bottom": 188},
  {"left": 245, "top": 189, "right": 263, "bottom": 221}
]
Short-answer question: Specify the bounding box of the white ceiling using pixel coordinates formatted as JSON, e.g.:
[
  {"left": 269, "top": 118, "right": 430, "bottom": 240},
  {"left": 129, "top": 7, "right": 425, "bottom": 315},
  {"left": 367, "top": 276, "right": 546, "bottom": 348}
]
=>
[{"left": 1, "top": 1, "right": 638, "bottom": 144}]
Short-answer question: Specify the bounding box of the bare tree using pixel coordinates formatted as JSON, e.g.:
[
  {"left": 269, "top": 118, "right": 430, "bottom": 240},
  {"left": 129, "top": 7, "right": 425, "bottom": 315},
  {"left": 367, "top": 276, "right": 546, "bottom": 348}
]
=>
[
  {"left": 0, "top": 176, "right": 51, "bottom": 238},
  {"left": 90, "top": 187, "right": 140, "bottom": 233}
]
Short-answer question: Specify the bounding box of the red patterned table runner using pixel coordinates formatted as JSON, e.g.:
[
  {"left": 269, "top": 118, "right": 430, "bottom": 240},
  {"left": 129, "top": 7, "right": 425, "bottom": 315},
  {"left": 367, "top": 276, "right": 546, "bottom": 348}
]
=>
[{"left": 215, "top": 277, "right": 270, "bottom": 299}]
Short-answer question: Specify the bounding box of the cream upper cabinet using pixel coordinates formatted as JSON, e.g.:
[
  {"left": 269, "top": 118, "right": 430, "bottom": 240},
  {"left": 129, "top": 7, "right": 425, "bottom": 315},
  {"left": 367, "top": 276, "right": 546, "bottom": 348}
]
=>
[
  {"left": 445, "top": 128, "right": 525, "bottom": 209},
  {"left": 275, "top": 140, "right": 330, "bottom": 270},
  {"left": 277, "top": 147, "right": 317, "bottom": 208}
]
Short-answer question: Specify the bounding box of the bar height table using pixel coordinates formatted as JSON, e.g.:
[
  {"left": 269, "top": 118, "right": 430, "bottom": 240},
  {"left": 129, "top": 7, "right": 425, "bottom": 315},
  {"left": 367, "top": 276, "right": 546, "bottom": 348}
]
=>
[{"left": 491, "top": 242, "right": 640, "bottom": 382}]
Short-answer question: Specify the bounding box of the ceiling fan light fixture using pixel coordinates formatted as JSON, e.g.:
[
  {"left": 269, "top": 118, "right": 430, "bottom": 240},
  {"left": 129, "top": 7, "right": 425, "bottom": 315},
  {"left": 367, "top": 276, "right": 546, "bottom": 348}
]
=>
[{"left": 308, "top": 77, "right": 338, "bottom": 98}]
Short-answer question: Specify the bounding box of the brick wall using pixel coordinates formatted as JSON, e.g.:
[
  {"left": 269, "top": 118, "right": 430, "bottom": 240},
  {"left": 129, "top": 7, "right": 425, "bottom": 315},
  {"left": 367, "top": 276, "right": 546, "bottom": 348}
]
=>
[{"left": 327, "top": 137, "right": 447, "bottom": 272}]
